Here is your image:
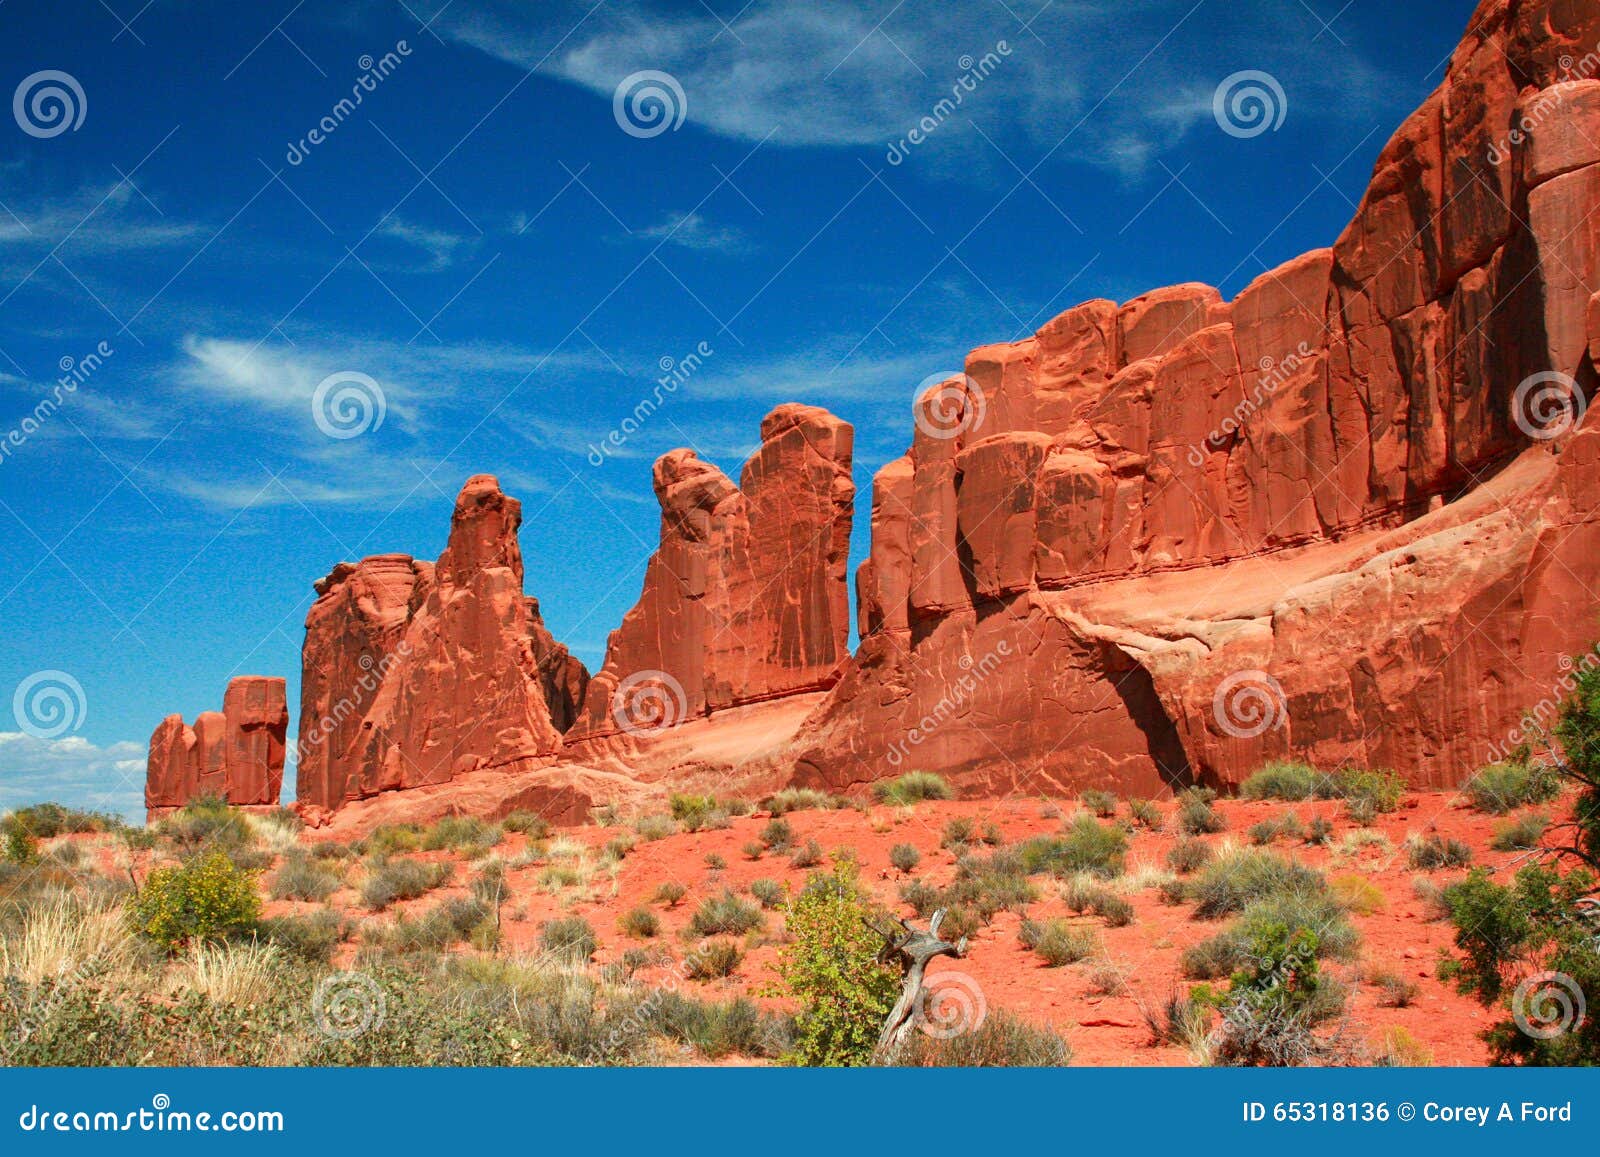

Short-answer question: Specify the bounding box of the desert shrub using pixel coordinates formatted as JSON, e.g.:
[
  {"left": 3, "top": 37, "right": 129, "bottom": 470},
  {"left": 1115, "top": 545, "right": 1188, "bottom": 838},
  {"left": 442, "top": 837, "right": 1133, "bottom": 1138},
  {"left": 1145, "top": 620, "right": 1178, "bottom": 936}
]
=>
[
  {"left": 1248, "top": 813, "right": 1304, "bottom": 846},
  {"left": 1143, "top": 988, "right": 1216, "bottom": 1056},
  {"left": 633, "top": 814, "right": 678, "bottom": 842},
  {"left": 602, "top": 834, "right": 636, "bottom": 862},
  {"left": 1406, "top": 834, "right": 1473, "bottom": 871},
  {"left": 131, "top": 849, "right": 261, "bottom": 950},
  {"left": 895, "top": 1011, "right": 1071, "bottom": 1067},
  {"left": 1128, "top": 798, "right": 1164, "bottom": 830},
  {"left": 1177, "top": 787, "right": 1225, "bottom": 835},
  {"left": 3, "top": 826, "right": 39, "bottom": 865},
  {"left": 759, "top": 817, "right": 794, "bottom": 851},
  {"left": 685, "top": 938, "right": 743, "bottom": 980},
  {"left": 704, "top": 853, "right": 727, "bottom": 872},
  {"left": 1181, "top": 931, "right": 1248, "bottom": 980},
  {"left": 539, "top": 915, "right": 597, "bottom": 963},
  {"left": 776, "top": 860, "right": 900, "bottom": 1066},
  {"left": 359, "top": 823, "right": 423, "bottom": 856},
  {"left": 1555, "top": 659, "right": 1600, "bottom": 868},
  {"left": 688, "top": 890, "right": 763, "bottom": 938},
  {"left": 422, "top": 815, "right": 502, "bottom": 854},
  {"left": 1330, "top": 874, "right": 1386, "bottom": 915},
  {"left": 1412, "top": 875, "right": 1452, "bottom": 921},
  {"left": 1372, "top": 970, "right": 1419, "bottom": 1008},
  {"left": 1187, "top": 848, "right": 1325, "bottom": 920},
  {"left": 1464, "top": 761, "right": 1561, "bottom": 815},
  {"left": 980, "top": 820, "right": 1005, "bottom": 846},
  {"left": 764, "top": 788, "right": 844, "bottom": 815},
  {"left": 1327, "top": 767, "right": 1405, "bottom": 815},
  {"left": 500, "top": 810, "right": 551, "bottom": 839},
  {"left": 388, "top": 898, "right": 490, "bottom": 953},
  {"left": 1491, "top": 813, "right": 1549, "bottom": 852},
  {"left": 1166, "top": 837, "right": 1213, "bottom": 875},
  {"left": 1081, "top": 789, "right": 1118, "bottom": 817},
  {"left": 1212, "top": 920, "right": 1344, "bottom": 1066},
  {"left": 940, "top": 817, "right": 976, "bottom": 850},
  {"left": 1344, "top": 796, "right": 1378, "bottom": 825},
  {"left": 1305, "top": 815, "right": 1334, "bottom": 845},
  {"left": 1091, "top": 891, "right": 1135, "bottom": 927},
  {"left": 652, "top": 992, "right": 791, "bottom": 1059},
  {"left": 750, "top": 878, "right": 784, "bottom": 909},
  {"left": 873, "top": 772, "right": 954, "bottom": 806},
  {"left": 159, "top": 796, "right": 255, "bottom": 851},
  {"left": 898, "top": 878, "right": 940, "bottom": 918},
  {"left": 1240, "top": 761, "right": 1321, "bottom": 801},
  {"left": 937, "top": 905, "right": 982, "bottom": 942},
  {"left": 360, "top": 857, "right": 452, "bottom": 911},
  {"left": 1373, "top": 1025, "right": 1434, "bottom": 1066},
  {"left": 619, "top": 906, "right": 660, "bottom": 939},
  {"left": 4, "top": 802, "right": 122, "bottom": 839},
  {"left": 1018, "top": 918, "right": 1097, "bottom": 966},
  {"left": 652, "top": 881, "right": 687, "bottom": 908},
  {"left": 788, "top": 839, "right": 823, "bottom": 869},
  {"left": 741, "top": 841, "right": 766, "bottom": 861},
  {"left": 889, "top": 843, "right": 921, "bottom": 874},
  {"left": 669, "top": 793, "right": 720, "bottom": 830},
  {"left": 1012, "top": 819, "right": 1126, "bottom": 880},
  {"left": 257, "top": 909, "right": 343, "bottom": 963},
  {"left": 269, "top": 853, "right": 340, "bottom": 902}
]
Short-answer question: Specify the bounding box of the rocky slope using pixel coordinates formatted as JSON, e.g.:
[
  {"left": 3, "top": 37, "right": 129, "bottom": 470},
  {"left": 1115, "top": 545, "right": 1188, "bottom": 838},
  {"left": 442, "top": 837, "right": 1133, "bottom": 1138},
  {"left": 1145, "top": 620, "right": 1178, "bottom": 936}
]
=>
[{"left": 790, "top": 0, "right": 1600, "bottom": 797}]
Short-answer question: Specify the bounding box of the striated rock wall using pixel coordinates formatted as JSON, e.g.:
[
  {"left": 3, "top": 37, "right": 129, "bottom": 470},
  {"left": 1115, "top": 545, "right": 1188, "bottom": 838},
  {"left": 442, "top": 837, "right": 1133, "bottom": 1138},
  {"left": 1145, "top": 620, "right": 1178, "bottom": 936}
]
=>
[
  {"left": 572, "top": 403, "right": 855, "bottom": 737},
  {"left": 294, "top": 475, "right": 588, "bottom": 815},
  {"left": 791, "top": 0, "right": 1600, "bottom": 797},
  {"left": 145, "top": 676, "right": 287, "bottom": 819}
]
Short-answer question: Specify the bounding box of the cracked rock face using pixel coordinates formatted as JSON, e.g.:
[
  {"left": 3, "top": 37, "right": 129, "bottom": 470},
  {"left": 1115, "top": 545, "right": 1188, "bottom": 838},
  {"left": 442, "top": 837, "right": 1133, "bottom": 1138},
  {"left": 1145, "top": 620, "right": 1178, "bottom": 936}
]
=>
[
  {"left": 572, "top": 403, "right": 856, "bottom": 737},
  {"left": 145, "top": 676, "right": 287, "bottom": 819},
  {"left": 790, "top": 0, "right": 1600, "bottom": 797},
  {"left": 292, "top": 475, "right": 588, "bottom": 815}
]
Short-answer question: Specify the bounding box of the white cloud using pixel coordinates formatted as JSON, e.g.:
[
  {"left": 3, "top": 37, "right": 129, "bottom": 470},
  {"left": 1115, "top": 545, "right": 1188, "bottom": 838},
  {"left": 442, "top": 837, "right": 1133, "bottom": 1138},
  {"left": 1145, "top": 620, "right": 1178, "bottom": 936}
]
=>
[
  {"left": 0, "top": 182, "right": 203, "bottom": 256},
  {"left": 0, "top": 732, "right": 146, "bottom": 822},
  {"left": 416, "top": 0, "right": 1399, "bottom": 177},
  {"left": 635, "top": 210, "right": 747, "bottom": 253},
  {"left": 374, "top": 217, "right": 481, "bottom": 271}
]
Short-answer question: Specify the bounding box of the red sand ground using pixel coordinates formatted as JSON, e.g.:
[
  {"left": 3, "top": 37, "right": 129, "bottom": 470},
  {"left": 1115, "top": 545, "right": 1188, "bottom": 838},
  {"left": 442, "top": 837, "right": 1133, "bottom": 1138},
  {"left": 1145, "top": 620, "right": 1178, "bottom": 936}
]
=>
[{"left": 224, "top": 788, "right": 1581, "bottom": 1066}]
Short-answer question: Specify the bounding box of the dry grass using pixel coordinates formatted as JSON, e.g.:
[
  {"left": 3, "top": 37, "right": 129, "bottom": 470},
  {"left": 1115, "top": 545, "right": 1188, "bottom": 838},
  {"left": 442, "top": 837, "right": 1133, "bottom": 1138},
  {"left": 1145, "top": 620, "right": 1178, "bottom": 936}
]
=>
[
  {"left": 179, "top": 941, "right": 283, "bottom": 1007},
  {"left": 0, "top": 895, "right": 135, "bottom": 984}
]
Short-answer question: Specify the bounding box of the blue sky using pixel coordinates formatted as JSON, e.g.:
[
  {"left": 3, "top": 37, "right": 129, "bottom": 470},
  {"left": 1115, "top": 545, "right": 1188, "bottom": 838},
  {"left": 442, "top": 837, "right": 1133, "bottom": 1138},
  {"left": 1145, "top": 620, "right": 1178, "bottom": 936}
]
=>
[{"left": 0, "top": 0, "right": 1477, "bottom": 817}]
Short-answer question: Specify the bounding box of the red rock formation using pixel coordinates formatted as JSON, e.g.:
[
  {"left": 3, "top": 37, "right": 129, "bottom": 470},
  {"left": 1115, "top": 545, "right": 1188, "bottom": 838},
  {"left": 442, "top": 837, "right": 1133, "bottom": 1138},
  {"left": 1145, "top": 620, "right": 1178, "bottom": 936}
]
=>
[
  {"left": 295, "top": 475, "right": 588, "bottom": 815},
  {"left": 790, "top": 0, "right": 1600, "bottom": 797},
  {"left": 572, "top": 403, "right": 854, "bottom": 737},
  {"left": 145, "top": 676, "right": 287, "bottom": 819}
]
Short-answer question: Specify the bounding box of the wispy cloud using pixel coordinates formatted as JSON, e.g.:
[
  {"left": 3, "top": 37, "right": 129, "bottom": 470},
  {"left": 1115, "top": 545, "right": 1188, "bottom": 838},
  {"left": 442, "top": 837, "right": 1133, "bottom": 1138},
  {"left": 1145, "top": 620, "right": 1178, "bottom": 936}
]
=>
[
  {"left": 417, "top": 0, "right": 1399, "bottom": 177},
  {"left": 634, "top": 211, "right": 748, "bottom": 254},
  {"left": 0, "top": 181, "right": 203, "bottom": 256},
  {"left": 374, "top": 217, "right": 482, "bottom": 271}
]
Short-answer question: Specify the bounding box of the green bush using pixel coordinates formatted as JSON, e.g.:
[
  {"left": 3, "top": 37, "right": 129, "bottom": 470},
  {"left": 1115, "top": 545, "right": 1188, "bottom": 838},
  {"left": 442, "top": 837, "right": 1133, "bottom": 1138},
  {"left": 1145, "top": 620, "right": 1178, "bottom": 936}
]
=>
[
  {"left": 872, "top": 772, "right": 954, "bottom": 806},
  {"left": 4, "top": 801, "right": 123, "bottom": 838},
  {"left": 1328, "top": 768, "right": 1405, "bottom": 815},
  {"left": 1127, "top": 799, "right": 1164, "bottom": 830},
  {"left": 652, "top": 881, "right": 687, "bottom": 907},
  {"left": 3, "top": 825, "right": 39, "bottom": 865},
  {"left": 359, "top": 823, "right": 423, "bottom": 856},
  {"left": 940, "top": 816, "right": 975, "bottom": 850},
  {"left": 1465, "top": 761, "right": 1562, "bottom": 815},
  {"left": 500, "top": 810, "right": 552, "bottom": 839},
  {"left": 1166, "top": 836, "right": 1213, "bottom": 874},
  {"left": 759, "top": 817, "right": 793, "bottom": 851},
  {"left": 1090, "top": 891, "right": 1135, "bottom": 927},
  {"left": 360, "top": 857, "right": 453, "bottom": 911},
  {"left": 688, "top": 890, "right": 763, "bottom": 938},
  {"left": 633, "top": 814, "right": 678, "bottom": 842},
  {"left": 788, "top": 839, "right": 824, "bottom": 869},
  {"left": 776, "top": 860, "right": 900, "bottom": 1066},
  {"left": 131, "top": 849, "right": 261, "bottom": 950},
  {"left": 764, "top": 788, "right": 845, "bottom": 815},
  {"left": 1240, "top": 762, "right": 1322, "bottom": 801},
  {"left": 257, "top": 909, "right": 343, "bottom": 963},
  {"left": 1248, "top": 813, "right": 1304, "bottom": 846},
  {"left": 1305, "top": 815, "right": 1334, "bottom": 845},
  {"left": 1556, "top": 659, "right": 1600, "bottom": 868},
  {"left": 421, "top": 815, "right": 502, "bottom": 854},
  {"left": 1017, "top": 816, "right": 1127, "bottom": 878},
  {"left": 889, "top": 843, "right": 921, "bottom": 873},
  {"left": 159, "top": 796, "right": 255, "bottom": 851},
  {"left": 539, "top": 915, "right": 597, "bottom": 962},
  {"left": 1018, "top": 918, "right": 1097, "bottom": 966}
]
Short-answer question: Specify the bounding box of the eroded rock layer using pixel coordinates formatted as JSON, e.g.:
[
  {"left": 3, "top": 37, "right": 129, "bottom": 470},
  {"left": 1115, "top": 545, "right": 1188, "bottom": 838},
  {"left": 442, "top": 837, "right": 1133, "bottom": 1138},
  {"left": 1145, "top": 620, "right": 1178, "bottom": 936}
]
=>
[
  {"left": 145, "top": 676, "right": 287, "bottom": 819},
  {"left": 571, "top": 403, "right": 855, "bottom": 737},
  {"left": 294, "top": 475, "right": 588, "bottom": 816},
  {"left": 791, "top": 0, "right": 1600, "bottom": 797}
]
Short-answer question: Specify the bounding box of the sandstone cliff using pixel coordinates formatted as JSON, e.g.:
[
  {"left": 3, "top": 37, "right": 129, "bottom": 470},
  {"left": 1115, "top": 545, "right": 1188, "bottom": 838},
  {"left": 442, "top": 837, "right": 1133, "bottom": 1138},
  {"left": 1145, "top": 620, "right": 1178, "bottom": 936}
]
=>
[{"left": 145, "top": 676, "right": 287, "bottom": 819}]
